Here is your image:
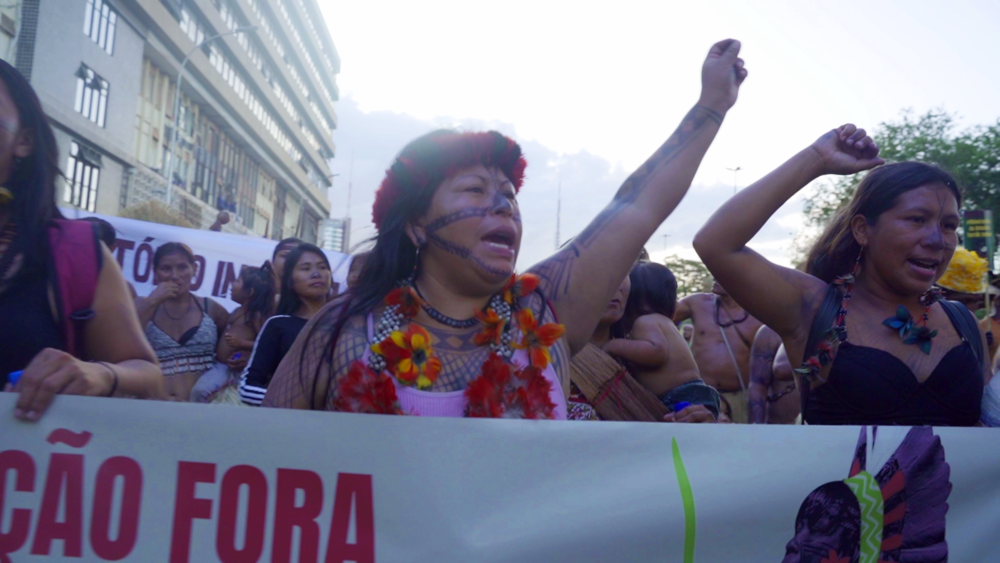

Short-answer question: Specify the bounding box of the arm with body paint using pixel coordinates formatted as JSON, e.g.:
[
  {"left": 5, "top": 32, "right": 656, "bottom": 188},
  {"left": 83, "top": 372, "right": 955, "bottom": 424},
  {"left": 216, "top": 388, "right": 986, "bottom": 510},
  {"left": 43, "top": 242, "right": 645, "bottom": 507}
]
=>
[
  {"left": 748, "top": 325, "right": 780, "bottom": 424},
  {"left": 692, "top": 125, "right": 883, "bottom": 338},
  {"left": 530, "top": 40, "right": 748, "bottom": 354}
]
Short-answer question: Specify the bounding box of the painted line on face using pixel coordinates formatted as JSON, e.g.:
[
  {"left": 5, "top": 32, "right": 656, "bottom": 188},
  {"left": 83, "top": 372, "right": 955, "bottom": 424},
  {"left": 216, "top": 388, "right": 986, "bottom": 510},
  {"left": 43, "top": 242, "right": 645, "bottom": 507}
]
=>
[
  {"left": 427, "top": 232, "right": 512, "bottom": 278},
  {"left": 424, "top": 206, "right": 490, "bottom": 235}
]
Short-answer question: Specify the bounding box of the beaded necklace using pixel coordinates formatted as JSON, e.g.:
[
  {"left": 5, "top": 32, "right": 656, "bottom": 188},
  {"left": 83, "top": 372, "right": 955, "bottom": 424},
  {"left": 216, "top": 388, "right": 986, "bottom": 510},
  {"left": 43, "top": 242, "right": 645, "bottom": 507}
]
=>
[
  {"left": 797, "top": 269, "right": 942, "bottom": 385},
  {"left": 411, "top": 281, "right": 488, "bottom": 329},
  {"left": 334, "top": 273, "right": 566, "bottom": 419}
]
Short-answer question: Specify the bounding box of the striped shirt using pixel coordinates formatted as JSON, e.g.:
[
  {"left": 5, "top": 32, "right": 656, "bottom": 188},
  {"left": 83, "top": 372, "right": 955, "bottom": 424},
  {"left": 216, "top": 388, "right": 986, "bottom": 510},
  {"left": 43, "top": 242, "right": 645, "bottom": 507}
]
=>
[{"left": 239, "top": 315, "right": 307, "bottom": 405}]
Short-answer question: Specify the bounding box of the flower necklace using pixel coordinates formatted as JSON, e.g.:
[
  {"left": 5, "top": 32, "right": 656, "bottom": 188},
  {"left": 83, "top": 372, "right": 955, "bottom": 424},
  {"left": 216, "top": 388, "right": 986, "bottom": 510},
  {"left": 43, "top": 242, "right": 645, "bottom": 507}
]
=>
[
  {"left": 334, "top": 273, "right": 566, "bottom": 419},
  {"left": 797, "top": 267, "right": 943, "bottom": 384}
]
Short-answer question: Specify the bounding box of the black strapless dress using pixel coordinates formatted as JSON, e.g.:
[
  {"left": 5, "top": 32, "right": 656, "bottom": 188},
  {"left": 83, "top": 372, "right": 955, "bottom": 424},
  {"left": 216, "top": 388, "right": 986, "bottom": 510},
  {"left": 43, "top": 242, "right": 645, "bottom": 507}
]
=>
[{"left": 805, "top": 340, "right": 982, "bottom": 426}]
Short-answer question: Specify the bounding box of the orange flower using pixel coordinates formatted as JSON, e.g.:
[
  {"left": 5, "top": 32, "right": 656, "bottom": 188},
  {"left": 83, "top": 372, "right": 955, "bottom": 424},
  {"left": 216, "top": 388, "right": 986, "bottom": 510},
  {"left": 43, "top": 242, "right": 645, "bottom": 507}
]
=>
[
  {"left": 503, "top": 273, "right": 540, "bottom": 304},
  {"left": 513, "top": 309, "right": 565, "bottom": 369},
  {"left": 474, "top": 309, "right": 505, "bottom": 346},
  {"left": 371, "top": 325, "right": 441, "bottom": 389},
  {"left": 385, "top": 287, "right": 422, "bottom": 319}
]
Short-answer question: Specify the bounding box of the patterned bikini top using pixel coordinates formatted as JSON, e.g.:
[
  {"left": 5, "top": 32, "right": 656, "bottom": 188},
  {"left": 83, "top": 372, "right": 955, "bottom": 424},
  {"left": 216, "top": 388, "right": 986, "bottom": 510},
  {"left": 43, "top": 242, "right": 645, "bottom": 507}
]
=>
[{"left": 144, "top": 297, "right": 218, "bottom": 377}]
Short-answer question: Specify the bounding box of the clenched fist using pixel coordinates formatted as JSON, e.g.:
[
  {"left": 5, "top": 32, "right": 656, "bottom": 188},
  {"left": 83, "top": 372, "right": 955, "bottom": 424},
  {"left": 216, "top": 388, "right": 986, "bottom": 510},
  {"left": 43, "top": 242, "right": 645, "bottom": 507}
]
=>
[
  {"left": 808, "top": 123, "right": 885, "bottom": 176},
  {"left": 699, "top": 39, "right": 748, "bottom": 113}
]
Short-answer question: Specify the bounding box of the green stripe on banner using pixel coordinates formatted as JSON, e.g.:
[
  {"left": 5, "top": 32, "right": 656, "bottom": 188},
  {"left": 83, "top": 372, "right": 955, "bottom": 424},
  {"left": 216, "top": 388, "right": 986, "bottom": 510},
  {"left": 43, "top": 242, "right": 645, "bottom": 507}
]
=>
[
  {"left": 844, "top": 471, "right": 883, "bottom": 563},
  {"left": 672, "top": 437, "right": 696, "bottom": 563}
]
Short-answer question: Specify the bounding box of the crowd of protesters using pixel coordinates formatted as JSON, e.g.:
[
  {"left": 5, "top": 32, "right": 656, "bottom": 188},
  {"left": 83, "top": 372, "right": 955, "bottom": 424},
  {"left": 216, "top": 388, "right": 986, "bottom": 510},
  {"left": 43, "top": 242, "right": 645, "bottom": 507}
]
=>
[{"left": 2, "top": 40, "right": 999, "bottom": 427}]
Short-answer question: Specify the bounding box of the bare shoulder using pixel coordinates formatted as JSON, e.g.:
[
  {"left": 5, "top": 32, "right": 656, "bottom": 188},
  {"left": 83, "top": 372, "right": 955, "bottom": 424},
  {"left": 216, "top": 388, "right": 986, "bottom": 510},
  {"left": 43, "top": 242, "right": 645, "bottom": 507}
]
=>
[
  {"left": 206, "top": 297, "right": 229, "bottom": 319},
  {"left": 687, "top": 293, "right": 715, "bottom": 311},
  {"left": 632, "top": 313, "right": 670, "bottom": 335}
]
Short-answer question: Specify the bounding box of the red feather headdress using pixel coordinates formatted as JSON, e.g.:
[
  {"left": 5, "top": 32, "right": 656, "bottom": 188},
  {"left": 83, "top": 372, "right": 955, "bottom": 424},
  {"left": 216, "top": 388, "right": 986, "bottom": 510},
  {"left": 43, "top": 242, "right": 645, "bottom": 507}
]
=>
[{"left": 371, "top": 130, "right": 527, "bottom": 230}]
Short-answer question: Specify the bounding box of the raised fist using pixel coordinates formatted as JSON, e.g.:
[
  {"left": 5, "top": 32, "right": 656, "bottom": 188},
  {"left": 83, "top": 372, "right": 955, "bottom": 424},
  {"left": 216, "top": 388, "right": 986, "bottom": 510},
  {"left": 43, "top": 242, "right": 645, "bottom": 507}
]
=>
[
  {"left": 700, "top": 39, "right": 748, "bottom": 112},
  {"left": 809, "top": 124, "right": 885, "bottom": 176}
]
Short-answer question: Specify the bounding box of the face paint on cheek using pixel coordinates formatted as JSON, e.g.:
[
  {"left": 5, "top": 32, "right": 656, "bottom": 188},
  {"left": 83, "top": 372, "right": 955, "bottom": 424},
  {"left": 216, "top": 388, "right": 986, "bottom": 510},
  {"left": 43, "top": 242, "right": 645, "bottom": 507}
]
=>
[
  {"left": 423, "top": 206, "right": 490, "bottom": 234},
  {"left": 428, "top": 233, "right": 512, "bottom": 278}
]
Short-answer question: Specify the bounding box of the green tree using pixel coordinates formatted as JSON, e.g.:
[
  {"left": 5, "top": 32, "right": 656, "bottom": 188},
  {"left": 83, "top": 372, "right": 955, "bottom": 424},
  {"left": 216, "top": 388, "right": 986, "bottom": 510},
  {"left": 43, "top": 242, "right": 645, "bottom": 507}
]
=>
[
  {"left": 803, "top": 109, "right": 1000, "bottom": 228},
  {"left": 663, "top": 254, "right": 713, "bottom": 297}
]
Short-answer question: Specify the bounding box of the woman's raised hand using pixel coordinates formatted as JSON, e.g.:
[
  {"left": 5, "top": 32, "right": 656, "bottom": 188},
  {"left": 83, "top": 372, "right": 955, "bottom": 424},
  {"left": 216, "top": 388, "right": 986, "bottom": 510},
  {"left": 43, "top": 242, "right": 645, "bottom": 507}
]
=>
[
  {"left": 699, "top": 39, "right": 748, "bottom": 113},
  {"left": 809, "top": 124, "right": 886, "bottom": 176}
]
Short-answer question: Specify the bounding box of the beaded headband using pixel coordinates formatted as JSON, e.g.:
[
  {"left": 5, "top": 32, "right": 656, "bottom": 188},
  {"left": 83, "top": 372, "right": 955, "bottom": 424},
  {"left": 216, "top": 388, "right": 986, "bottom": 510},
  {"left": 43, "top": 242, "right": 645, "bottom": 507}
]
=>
[{"left": 371, "top": 130, "right": 527, "bottom": 230}]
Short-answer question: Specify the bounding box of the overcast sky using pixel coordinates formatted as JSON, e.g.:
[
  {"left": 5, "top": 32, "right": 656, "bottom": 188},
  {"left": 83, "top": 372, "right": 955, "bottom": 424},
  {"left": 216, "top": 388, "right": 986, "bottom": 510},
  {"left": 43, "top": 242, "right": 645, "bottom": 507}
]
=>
[{"left": 318, "top": 0, "right": 999, "bottom": 269}]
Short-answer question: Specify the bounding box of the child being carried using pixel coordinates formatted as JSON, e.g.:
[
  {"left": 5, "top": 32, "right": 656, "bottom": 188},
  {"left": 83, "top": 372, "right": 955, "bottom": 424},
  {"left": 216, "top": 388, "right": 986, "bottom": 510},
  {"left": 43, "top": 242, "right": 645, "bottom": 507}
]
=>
[
  {"left": 191, "top": 264, "right": 275, "bottom": 403},
  {"left": 603, "top": 262, "right": 721, "bottom": 419}
]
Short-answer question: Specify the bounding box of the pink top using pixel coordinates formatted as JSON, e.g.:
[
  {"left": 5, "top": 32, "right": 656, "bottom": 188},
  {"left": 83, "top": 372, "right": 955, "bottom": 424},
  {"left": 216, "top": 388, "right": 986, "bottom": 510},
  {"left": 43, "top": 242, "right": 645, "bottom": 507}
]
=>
[{"left": 364, "top": 314, "right": 567, "bottom": 419}]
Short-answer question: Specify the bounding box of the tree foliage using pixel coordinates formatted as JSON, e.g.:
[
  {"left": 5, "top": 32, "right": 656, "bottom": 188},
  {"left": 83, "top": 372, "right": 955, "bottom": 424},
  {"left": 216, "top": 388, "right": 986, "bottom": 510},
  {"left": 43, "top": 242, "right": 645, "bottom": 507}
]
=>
[
  {"left": 663, "top": 254, "right": 713, "bottom": 297},
  {"left": 803, "top": 109, "right": 1000, "bottom": 228}
]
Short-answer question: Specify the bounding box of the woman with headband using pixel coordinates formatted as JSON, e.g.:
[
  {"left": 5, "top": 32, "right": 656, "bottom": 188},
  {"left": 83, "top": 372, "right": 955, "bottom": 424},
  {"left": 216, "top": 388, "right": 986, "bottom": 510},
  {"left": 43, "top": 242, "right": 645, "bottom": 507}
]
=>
[{"left": 264, "top": 39, "right": 749, "bottom": 418}]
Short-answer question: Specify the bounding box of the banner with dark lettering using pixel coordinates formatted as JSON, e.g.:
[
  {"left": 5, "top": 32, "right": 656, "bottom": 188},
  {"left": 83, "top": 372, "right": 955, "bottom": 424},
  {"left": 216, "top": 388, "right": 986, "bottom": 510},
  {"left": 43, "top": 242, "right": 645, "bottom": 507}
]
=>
[
  {"left": 61, "top": 208, "right": 353, "bottom": 311},
  {"left": 1, "top": 395, "right": 999, "bottom": 562}
]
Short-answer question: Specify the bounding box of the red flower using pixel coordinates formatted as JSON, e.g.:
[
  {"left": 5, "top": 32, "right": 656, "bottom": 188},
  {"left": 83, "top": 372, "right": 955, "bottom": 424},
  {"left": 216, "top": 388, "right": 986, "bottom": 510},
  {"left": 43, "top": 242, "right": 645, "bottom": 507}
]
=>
[
  {"left": 513, "top": 309, "right": 565, "bottom": 369},
  {"left": 474, "top": 308, "right": 505, "bottom": 347},
  {"left": 820, "top": 550, "right": 849, "bottom": 563},
  {"left": 503, "top": 273, "right": 540, "bottom": 305},
  {"left": 385, "top": 287, "right": 422, "bottom": 319},
  {"left": 334, "top": 361, "right": 404, "bottom": 415},
  {"left": 465, "top": 353, "right": 555, "bottom": 419},
  {"left": 465, "top": 353, "right": 513, "bottom": 418}
]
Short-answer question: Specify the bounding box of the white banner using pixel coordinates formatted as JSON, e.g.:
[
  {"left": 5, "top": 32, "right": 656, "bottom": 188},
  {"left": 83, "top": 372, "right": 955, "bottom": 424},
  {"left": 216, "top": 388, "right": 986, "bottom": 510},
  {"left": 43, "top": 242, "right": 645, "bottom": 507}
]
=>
[
  {"left": 0, "top": 395, "right": 998, "bottom": 562},
  {"left": 61, "top": 209, "right": 352, "bottom": 311}
]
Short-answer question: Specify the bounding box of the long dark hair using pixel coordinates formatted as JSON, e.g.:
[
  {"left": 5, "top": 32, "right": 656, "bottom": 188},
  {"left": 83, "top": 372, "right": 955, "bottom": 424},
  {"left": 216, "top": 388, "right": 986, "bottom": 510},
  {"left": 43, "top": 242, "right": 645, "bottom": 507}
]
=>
[
  {"left": 240, "top": 263, "right": 275, "bottom": 327},
  {"left": 0, "top": 60, "right": 63, "bottom": 276},
  {"left": 612, "top": 261, "right": 678, "bottom": 337},
  {"left": 806, "top": 162, "right": 962, "bottom": 282},
  {"left": 277, "top": 243, "right": 329, "bottom": 316},
  {"left": 297, "top": 129, "right": 527, "bottom": 407}
]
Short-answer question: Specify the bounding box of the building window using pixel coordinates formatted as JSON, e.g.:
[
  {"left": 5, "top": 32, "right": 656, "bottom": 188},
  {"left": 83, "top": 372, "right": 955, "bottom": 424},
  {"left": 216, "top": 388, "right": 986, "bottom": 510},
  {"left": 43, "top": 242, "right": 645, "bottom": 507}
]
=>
[
  {"left": 74, "top": 64, "right": 109, "bottom": 127},
  {"left": 83, "top": 0, "right": 117, "bottom": 55},
  {"left": 65, "top": 141, "right": 101, "bottom": 212}
]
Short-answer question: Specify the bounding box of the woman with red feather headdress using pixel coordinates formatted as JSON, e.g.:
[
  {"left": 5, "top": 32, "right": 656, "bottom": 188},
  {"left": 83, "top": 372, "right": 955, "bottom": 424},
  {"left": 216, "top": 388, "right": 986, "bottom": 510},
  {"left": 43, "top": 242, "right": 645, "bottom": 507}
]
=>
[{"left": 262, "top": 40, "right": 749, "bottom": 419}]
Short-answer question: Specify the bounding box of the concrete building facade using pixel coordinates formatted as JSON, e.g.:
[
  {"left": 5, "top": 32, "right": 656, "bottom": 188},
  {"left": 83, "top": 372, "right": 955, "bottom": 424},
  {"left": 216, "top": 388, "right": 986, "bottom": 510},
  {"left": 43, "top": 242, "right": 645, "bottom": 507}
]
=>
[{"left": 6, "top": 0, "right": 338, "bottom": 242}]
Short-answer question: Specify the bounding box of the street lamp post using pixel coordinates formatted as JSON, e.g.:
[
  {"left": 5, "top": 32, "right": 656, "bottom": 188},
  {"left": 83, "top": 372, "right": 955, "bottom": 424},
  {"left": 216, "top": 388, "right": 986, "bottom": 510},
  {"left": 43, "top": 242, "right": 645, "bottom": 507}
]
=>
[
  {"left": 726, "top": 166, "right": 742, "bottom": 195},
  {"left": 164, "top": 25, "right": 258, "bottom": 207}
]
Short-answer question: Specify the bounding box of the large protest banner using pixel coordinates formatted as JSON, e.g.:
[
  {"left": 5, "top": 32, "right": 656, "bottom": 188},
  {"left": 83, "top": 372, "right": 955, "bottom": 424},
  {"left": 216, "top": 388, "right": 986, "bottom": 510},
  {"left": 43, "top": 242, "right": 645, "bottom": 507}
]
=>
[
  {"left": 60, "top": 208, "right": 353, "bottom": 311},
  {"left": 1, "top": 395, "right": 998, "bottom": 562}
]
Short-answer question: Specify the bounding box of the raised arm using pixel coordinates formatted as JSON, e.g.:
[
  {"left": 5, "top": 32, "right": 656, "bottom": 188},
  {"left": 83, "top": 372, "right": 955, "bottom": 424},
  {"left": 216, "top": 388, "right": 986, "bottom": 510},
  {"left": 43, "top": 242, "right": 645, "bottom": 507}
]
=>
[
  {"left": 748, "top": 325, "right": 781, "bottom": 424},
  {"left": 530, "top": 39, "right": 748, "bottom": 353},
  {"left": 693, "top": 124, "right": 884, "bottom": 337}
]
